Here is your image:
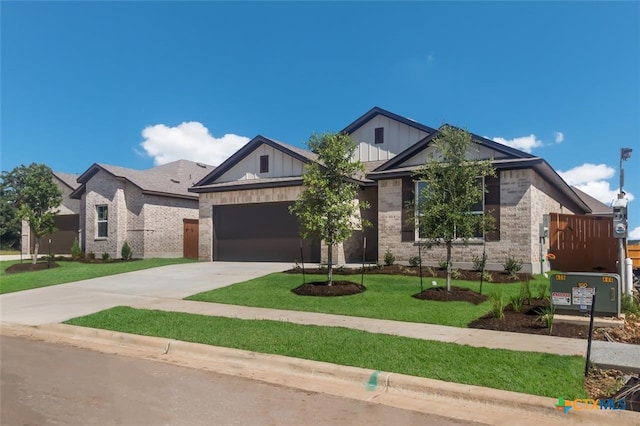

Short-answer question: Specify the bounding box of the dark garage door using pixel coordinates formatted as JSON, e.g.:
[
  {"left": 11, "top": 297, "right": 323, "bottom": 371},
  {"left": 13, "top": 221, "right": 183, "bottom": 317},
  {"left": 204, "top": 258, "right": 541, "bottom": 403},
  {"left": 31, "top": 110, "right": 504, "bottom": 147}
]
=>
[
  {"left": 213, "top": 202, "right": 320, "bottom": 262},
  {"left": 32, "top": 214, "right": 79, "bottom": 255}
]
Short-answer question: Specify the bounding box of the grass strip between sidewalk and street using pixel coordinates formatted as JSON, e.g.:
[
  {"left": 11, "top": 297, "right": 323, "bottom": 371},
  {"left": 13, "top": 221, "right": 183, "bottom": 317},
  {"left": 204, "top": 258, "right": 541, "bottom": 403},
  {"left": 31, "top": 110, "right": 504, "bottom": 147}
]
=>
[
  {"left": 65, "top": 306, "right": 588, "bottom": 400},
  {"left": 0, "top": 258, "right": 196, "bottom": 294},
  {"left": 187, "top": 272, "right": 549, "bottom": 327}
]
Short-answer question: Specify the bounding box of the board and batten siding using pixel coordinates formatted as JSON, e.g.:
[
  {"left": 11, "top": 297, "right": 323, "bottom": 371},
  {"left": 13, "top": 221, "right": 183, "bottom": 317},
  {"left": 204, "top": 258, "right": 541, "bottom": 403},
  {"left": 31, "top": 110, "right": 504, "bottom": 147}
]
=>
[
  {"left": 397, "top": 143, "right": 511, "bottom": 169},
  {"left": 350, "top": 115, "right": 429, "bottom": 162},
  {"left": 215, "top": 144, "right": 306, "bottom": 183}
]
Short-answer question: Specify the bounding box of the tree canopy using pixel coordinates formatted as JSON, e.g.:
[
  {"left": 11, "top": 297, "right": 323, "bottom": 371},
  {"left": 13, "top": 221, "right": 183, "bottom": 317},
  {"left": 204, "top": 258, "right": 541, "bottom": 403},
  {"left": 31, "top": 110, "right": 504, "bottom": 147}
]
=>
[
  {"left": 0, "top": 164, "right": 62, "bottom": 262},
  {"left": 413, "top": 125, "right": 496, "bottom": 291},
  {"left": 290, "top": 132, "right": 369, "bottom": 285}
]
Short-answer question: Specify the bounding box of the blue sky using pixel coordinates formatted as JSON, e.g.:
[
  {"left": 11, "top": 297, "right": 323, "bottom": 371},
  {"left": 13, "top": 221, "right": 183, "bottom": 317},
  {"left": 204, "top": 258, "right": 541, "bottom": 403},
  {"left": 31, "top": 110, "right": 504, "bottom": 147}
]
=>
[{"left": 2, "top": 1, "right": 639, "bottom": 238}]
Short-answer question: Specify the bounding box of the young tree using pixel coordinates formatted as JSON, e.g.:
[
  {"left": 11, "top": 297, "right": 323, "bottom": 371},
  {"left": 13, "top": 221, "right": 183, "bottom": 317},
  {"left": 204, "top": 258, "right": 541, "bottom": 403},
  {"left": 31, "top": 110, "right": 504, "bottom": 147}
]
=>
[
  {"left": 0, "top": 164, "right": 62, "bottom": 263},
  {"left": 414, "top": 125, "right": 496, "bottom": 291},
  {"left": 290, "top": 132, "right": 369, "bottom": 285}
]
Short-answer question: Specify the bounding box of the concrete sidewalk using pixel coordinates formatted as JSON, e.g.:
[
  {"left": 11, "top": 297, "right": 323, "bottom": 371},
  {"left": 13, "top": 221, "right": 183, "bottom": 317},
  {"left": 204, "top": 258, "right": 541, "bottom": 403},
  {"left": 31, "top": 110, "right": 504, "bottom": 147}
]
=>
[{"left": 132, "top": 299, "right": 640, "bottom": 372}]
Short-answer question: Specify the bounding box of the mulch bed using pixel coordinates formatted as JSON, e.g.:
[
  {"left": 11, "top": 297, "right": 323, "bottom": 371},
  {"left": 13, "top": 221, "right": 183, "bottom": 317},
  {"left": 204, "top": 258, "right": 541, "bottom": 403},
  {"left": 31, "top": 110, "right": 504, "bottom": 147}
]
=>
[
  {"left": 292, "top": 281, "right": 366, "bottom": 297},
  {"left": 4, "top": 262, "right": 60, "bottom": 273},
  {"left": 286, "top": 264, "right": 533, "bottom": 284},
  {"left": 468, "top": 298, "right": 592, "bottom": 339},
  {"left": 413, "top": 286, "right": 488, "bottom": 304}
]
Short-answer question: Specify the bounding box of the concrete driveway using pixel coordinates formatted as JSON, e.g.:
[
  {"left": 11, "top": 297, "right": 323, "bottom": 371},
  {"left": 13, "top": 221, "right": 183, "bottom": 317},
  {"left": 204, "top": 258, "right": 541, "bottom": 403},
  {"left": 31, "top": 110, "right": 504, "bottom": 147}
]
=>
[{"left": 0, "top": 262, "right": 290, "bottom": 326}]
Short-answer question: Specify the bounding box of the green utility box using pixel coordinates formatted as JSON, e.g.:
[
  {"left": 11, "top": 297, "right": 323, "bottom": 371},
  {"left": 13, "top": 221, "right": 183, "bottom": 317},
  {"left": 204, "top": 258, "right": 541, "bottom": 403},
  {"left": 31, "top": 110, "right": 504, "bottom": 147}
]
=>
[{"left": 550, "top": 272, "right": 621, "bottom": 316}]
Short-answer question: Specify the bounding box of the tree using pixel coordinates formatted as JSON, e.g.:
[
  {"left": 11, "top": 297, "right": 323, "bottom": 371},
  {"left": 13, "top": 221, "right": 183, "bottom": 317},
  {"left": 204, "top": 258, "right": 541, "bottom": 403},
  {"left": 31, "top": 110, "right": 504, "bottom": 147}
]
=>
[
  {"left": 414, "top": 125, "right": 496, "bottom": 291},
  {"left": 0, "top": 181, "right": 22, "bottom": 250},
  {"left": 0, "top": 164, "right": 62, "bottom": 263},
  {"left": 290, "top": 132, "right": 369, "bottom": 285}
]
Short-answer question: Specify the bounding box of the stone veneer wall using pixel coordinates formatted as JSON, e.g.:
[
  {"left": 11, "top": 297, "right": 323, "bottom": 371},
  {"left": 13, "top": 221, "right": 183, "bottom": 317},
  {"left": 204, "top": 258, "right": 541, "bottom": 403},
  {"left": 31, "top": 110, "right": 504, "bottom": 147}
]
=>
[{"left": 376, "top": 169, "right": 578, "bottom": 274}]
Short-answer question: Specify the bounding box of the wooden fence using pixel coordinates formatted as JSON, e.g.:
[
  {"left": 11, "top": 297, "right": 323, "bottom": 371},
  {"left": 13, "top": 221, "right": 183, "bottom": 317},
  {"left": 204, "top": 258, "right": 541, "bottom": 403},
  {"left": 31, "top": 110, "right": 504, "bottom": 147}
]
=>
[
  {"left": 549, "top": 213, "right": 617, "bottom": 273},
  {"left": 629, "top": 244, "right": 640, "bottom": 268}
]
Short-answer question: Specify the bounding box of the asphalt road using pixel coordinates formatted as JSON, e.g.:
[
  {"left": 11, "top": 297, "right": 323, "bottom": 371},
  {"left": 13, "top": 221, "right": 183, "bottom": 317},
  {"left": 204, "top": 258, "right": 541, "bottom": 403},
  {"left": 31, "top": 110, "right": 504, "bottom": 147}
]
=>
[{"left": 0, "top": 336, "right": 478, "bottom": 426}]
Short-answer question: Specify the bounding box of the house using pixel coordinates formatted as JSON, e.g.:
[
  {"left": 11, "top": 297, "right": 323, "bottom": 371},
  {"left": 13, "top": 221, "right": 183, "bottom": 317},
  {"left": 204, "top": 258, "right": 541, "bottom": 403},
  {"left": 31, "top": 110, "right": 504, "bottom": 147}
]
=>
[
  {"left": 190, "top": 107, "right": 605, "bottom": 274},
  {"left": 21, "top": 171, "right": 81, "bottom": 256},
  {"left": 69, "top": 160, "right": 214, "bottom": 259}
]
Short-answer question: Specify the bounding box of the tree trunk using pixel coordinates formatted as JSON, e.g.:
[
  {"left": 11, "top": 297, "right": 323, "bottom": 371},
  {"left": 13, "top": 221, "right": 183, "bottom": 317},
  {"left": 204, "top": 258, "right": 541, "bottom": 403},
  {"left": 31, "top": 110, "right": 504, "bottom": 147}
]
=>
[
  {"left": 327, "top": 243, "right": 333, "bottom": 286},
  {"left": 32, "top": 237, "right": 39, "bottom": 265},
  {"left": 446, "top": 242, "right": 452, "bottom": 292}
]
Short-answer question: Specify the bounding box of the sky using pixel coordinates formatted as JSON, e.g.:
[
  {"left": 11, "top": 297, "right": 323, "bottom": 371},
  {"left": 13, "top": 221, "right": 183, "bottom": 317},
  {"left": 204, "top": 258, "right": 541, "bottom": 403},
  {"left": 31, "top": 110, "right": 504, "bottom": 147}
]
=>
[{"left": 1, "top": 1, "right": 639, "bottom": 238}]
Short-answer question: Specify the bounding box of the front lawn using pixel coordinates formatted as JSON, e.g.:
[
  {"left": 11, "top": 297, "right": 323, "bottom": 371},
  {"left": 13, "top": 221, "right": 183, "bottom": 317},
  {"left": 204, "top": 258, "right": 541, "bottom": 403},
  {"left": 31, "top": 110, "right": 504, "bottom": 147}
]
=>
[
  {"left": 65, "top": 306, "right": 587, "bottom": 399},
  {"left": 0, "top": 258, "right": 197, "bottom": 294},
  {"left": 187, "top": 272, "right": 549, "bottom": 327}
]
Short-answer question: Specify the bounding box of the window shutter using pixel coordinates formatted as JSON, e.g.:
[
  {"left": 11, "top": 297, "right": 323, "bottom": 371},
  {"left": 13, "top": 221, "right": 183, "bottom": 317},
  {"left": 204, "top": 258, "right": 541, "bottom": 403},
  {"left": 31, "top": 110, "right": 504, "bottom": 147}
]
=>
[
  {"left": 485, "top": 174, "right": 500, "bottom": 241},
  {"left": 401, "top": 176, "right": 415, "bottom": 242}
]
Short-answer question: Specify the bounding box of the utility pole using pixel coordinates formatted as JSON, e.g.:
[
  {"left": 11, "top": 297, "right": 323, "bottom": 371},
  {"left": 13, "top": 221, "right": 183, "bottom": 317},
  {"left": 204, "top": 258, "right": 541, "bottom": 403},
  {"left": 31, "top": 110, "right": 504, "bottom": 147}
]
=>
[{"left": 614, "top": 147, "right": 632, "bottom": 294}]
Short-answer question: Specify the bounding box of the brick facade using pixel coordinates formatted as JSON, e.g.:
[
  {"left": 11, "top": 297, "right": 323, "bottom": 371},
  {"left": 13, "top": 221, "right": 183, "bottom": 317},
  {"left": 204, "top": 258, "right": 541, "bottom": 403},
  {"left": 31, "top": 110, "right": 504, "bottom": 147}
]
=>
[
  {"left": 375, "top": 169, "right": 579, "bottom": 274},
  {"left": 81, "top": 170, "right": 198, "bottom": 259}
]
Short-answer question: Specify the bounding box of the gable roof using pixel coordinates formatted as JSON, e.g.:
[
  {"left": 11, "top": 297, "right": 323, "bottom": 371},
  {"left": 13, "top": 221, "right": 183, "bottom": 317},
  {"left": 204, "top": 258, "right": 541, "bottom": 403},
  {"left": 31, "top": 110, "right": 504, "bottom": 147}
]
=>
[
  {"left": 571, "top": 186, "right": 612, "bottom": 216},
  {"left": 53, "top": 171, "right": 80, "bottom": 190},
  {"left": 341, "top": 106, "right": 437, "bottom": 135},
  {"left": 192, "top": 135, "right": 317, "bottom": 188},
  {"left": 70, "top": 160, "right": 215, "bottom": 200},
  {"left": 371, "top": 124, "right": 536, "bottom": 173}
]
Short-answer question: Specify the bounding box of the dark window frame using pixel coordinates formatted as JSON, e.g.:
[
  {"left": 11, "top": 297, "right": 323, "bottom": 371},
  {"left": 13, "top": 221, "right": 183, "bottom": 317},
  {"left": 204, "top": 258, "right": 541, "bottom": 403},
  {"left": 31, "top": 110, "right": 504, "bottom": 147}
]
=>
[
  {"left": 374, "top": 127, "right": 384, "bottom": 144},
  {"left": 260, "top": 155, "right": 269, "bottom": 173}
]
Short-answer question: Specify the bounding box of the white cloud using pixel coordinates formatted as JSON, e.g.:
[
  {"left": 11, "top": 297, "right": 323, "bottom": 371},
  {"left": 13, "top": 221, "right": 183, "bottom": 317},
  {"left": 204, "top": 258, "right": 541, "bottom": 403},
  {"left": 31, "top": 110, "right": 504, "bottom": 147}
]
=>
[
  {"left": 140, "top": 122, "right": 250, "bottom": 166},
  {"left": 629, "top": 226, "right": 640, "bottom": 240},
  {"left": 554, "top": 131, "right": 564, "bottom": 143},
  {"left": 558, "top": 163, "right": 635, "bottom": 204},
  {"left": 490, "top": 134, "right": 543, "bottom": 153},
  {"left": 558, "top": 163, "right": 615, "bottom": 186}
]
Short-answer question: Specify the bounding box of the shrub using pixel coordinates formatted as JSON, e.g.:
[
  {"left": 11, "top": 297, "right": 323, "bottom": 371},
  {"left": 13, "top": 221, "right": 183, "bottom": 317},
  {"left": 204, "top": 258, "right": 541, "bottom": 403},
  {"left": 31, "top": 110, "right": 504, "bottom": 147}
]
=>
[
  {"left": 451, "top": 268, "right": 462, "bottom": 280},
  {"left": 384, "top": 249, "right": 395, "bottom": 266},
  {"left": 472, "top": 253, "right": 487, "bottom": 272},
  {"left": 438, "top": 260, "right": 449, "bottom": 270},
  {"left": 87, "top": 251, "right": 96, "bottom": 260},
  {"left": 480, "top": 270, "right": 493, "bottom": 282},
  {"left": 71, "top": 238, "right": 82, "bottom": 260},
  {"left": 510, "top": 294, "right": 524, "bottom": 312},
  {"left": 537, "top": 303, "right": 556, "bottom": 334},
  {"left": 520, "top": 281, "right": 532, "bottom": 305},
  {"left": 536, "top": 282, "right": 548, "bottom": 300},
  {"left": 621, "top": 293, "right": 640, "bottom": 316},
  {"left": 503, "top": 255, "right": 523, "bottom": 275},
  {"left": 101, "top": 252, "right": 111, "bottom": 262},
  {"left": 408, "top": 256, "right": 421, "bottom": 267},
  {"left": 489, "top": 291, "right": 505, "bottom": 319},
  {"left": 121, "top": 241, "right": 132, "bottom": 261},
  {"left": 425, "top": 266, "right": 436, "bottom": 277}
]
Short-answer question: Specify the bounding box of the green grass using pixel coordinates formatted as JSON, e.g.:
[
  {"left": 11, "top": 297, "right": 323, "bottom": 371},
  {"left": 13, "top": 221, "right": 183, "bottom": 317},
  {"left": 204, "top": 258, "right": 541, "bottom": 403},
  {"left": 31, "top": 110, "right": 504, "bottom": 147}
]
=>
[
  {"left": 0, "top": 258, "right": 196, "bottom": 294},
  {"left": 187, "top": 273, "right": 550, "bottom": 327},
  {"left": 65, "top": 306, "right": 587, "bottom": 399}
]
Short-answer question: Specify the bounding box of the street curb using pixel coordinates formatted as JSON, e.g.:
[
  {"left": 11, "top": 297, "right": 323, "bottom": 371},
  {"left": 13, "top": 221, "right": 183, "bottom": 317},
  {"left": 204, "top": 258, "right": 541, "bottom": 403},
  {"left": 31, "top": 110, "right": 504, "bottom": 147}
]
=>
[{"left": 2, "top": 322, "right": 637, "bottom": 425}]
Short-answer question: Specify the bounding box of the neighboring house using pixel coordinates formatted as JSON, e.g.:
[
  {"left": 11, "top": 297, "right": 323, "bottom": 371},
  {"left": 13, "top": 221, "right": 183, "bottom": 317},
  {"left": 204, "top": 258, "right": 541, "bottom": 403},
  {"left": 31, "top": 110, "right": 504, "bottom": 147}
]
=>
[
  {"left": 70, "top": 160, "right": 214, "bottom": 259},
  {"left": 191, "top": 107, "right": 603, "bottom": 274},
  {"left": 21, "top": 171, "right": 81, "bottom": 256}
]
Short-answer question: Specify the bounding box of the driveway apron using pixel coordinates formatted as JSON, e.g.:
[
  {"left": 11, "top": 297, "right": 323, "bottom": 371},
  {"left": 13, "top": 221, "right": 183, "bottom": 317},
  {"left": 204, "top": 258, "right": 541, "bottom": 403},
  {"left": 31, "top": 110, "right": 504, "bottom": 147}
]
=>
[{"left": 0, "top": 262, "right": 290, "bottom": 326}]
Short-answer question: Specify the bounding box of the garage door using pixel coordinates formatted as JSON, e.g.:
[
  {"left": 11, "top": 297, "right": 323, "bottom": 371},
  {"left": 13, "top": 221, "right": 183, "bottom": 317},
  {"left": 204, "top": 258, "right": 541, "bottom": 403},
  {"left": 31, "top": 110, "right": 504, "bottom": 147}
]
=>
[
  {"left": 32, "top": 214, "right": 79, "bottom": 255},
  {"left": 213, "top": 202, "right": 320, "bottom": 262}
]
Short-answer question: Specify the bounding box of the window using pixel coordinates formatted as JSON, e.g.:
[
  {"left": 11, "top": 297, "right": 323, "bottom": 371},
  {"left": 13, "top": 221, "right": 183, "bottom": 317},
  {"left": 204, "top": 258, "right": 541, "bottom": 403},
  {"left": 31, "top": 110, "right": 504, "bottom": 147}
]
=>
[
  {"left": 96, "top": 205, "right": 108, "bottom": 238},
  {"left": 260, "top": 155, "right": 269, "bottom": 173},
  {"left": 374, "top": 127, "right": 384, "bottom": 144},
  {"left": 415, "top": 177, "right": 485, "bottom": 240}
]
